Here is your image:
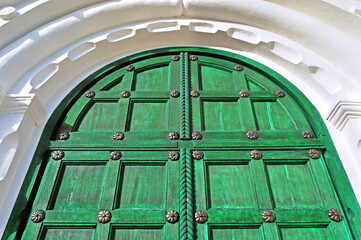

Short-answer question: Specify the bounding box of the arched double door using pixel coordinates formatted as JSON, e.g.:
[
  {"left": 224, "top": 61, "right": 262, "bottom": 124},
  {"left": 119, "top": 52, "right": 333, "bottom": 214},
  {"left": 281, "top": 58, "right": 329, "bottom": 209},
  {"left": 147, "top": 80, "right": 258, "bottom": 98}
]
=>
[{"left": 4, "top": 49, "right": 359, "bottom": 239}]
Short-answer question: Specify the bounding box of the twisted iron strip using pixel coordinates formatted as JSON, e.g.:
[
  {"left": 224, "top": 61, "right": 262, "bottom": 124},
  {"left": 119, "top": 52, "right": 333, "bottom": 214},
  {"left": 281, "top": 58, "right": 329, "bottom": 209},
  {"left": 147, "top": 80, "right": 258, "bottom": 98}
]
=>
[
  {"left": 180, "top": 52, "right": 191, "bottom": 140},
  {"left": 179, "top": 149, "right": 194, "bottom": 240}
]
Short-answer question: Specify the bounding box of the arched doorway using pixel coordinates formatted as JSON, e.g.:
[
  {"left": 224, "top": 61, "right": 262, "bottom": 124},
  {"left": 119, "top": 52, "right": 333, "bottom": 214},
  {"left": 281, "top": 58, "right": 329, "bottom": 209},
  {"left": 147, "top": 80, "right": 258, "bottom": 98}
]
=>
[{"left": 4, "top": 48, "right": 360, "bottom": 239}]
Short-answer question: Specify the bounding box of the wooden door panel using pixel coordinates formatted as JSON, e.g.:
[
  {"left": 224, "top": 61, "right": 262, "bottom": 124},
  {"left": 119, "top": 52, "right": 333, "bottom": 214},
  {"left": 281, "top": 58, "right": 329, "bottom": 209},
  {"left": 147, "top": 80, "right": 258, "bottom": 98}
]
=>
[
  {"left": 210, "top": 226, "right": 263, "bottom": 240},
  {"left": 38, "top": 227, "right": 95, "bottom": 240}
]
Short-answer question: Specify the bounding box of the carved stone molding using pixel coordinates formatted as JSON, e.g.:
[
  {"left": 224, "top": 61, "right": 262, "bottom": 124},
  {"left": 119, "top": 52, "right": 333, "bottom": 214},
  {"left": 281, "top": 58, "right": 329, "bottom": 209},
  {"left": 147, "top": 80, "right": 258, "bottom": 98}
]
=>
[{"left": 327, "top": 101, "right": 361, "bottom": 130}]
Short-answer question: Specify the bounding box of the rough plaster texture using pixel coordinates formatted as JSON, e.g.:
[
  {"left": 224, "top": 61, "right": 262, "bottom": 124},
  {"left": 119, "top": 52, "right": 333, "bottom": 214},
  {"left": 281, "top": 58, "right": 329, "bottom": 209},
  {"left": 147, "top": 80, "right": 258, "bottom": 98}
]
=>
[{"left": 0, "top": 0, "right": 361, "bottom": 236}]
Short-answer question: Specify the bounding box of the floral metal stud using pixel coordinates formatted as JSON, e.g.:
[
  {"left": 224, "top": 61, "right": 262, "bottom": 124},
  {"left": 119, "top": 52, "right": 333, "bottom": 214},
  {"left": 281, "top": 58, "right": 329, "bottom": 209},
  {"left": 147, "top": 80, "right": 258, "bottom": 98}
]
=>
[
  {"left": 189, "top": 55, "right": 198, "bottom": 61},
  {"left": 192, "top": 150, "right": 204, "bottom": 160},
  {"left": 98, "top": 210, "right": 112, "bottom": 224},
  {"left": 31, "top": 210, "right": 46, "bottom": 223},
  {"left": 168, "top": 151, "right": 180, "bottom": 161},
  {"left": 190, "top": 90, "right": 200, "bottom": 98},
  {"left": 195, "top": 210, "right": 208, "bottom": 223},
  {"left": 170, "top": 90, "right": 180, "bottom": 98},
  {"left": 192, "top": 131, "right": 202, "bottom": 140},
  {"left": 302, "top": 131, "right": 314, "bottom": 138},
  {"left": 246, "top": 131, "right": 258, "bottom": 140},
  {"left": 308, "top": 149, "right": 320, "bottom": 159},
  {"left": 52, "top": 150, "right": 64, "bottom": 160},
  {"left": 166, "top": 210, "right": 179, "bottom": 223},
  {"left": 113, "top": 132, "right": 125, "bottom": 140},
  {"left": 59, "top": 132, "right": 70, "bottom": 140},
  {"left": 328, "top": 208, "right": 342, "bottom": 222},
  {"left": 275, "top": 90, "right": 285, "bottom": 98},
  {"left": 171, "top": 55, "right": 180, "bottom": 61},
  {"left": 109, "top": 150, "right": 122, "bottom": 160},
  {"left": 262, "top": 210, "right": 276, "bottom": 223},
  {"left": 120, "top": 91, "right": 131, "bottom": 98},
  {"left": 234, "top": 65, "right": 244, "bottom": 71},
  {"left": 125, "top": 65, "right": 135, "bottom": 71},
  {"left": 239, "top": 90, "right": 250, "bottom": 97},
  {"left": 250, "top": 150, "right": 262, "bottom": 160},
  {"left": 85, "top": 90, "right": 96, "bottom": 98},
  {"left": 169, "top": 132, "right": 180, "bottom": 140}
]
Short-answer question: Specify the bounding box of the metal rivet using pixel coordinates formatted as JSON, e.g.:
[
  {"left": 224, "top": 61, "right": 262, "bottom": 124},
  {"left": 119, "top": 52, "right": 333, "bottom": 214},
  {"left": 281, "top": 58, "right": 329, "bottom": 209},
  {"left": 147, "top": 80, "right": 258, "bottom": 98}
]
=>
[
  {"left": 113, "top": 132, "right": 125, "bottom": 140},
  {"left": 59, "top": 132, "right": 70, "bottom": 140},
  {"left": 109, "top": 150, "right": 122, "bottom": 160},
  {"left": 239, "top": 90, "right": 249, "bottom": 97},
  {"left": 166, "top": 210, "right": 179, "bottom": 223},
  {"left": 192, "top": 150, "right": 204, "bottom": 160},
  {"left": 195, "top": 210, "right": 208, "bottom": 223},
  {"left": 234, "top": 65, "right": 244, "bottom": 71},
  {"left": 125, "top": 65, "right": 135, "bottom": 71},
  {"left": 275, "top": 90, "right": 285, "bottom": 98},
  {"left": 85, "top": 90, "right": 96, "bottom": 98},
  {"left": 262, "top": 210, "right": 276, "bottom": 223},
  {"left": 190, "top": 90, "right": 200, "bottom": 98},
  {"left": 250, "top": 150, "right": 262, "bottom": 160},
  {"left": 171, "top": 55, "right": 180, "bottom": 61},
  {"left": 192, "top": 131, "right": 202, "bottom": 140},
  {"left": 168, "top": 151, "right": 180, "bottom": 161},
  {"left": 328, "top": 208, "right": 342, "bottom": 222},
  {"left": 169, "top": 132, "right": 180, "bottom": 140},
  {"left": 120, "top": 91, "right": 131, "bottom": 98},
  {"left": 170, "top": 90, "right": 180, "bottom": 98},
  {"left": 302, "top": 131, "right": 314, "bottom": 138},
  {"left": 189, "top": 55, "right": 198, "bottom": 61},
  {"left": 98, "top": 210, "right": 112, "bottom": 224},
  {"left": 246, "top": 131, "right": 258, "bottom": 140},
  {"left": 308, "top": 149, "right": 320, "bottom": 159},
  {"left": 31, "top": 210, "right": 46, "bottom": 223},
  {"left": 52, "top": 150, "right": 64, "bottom": 160}
]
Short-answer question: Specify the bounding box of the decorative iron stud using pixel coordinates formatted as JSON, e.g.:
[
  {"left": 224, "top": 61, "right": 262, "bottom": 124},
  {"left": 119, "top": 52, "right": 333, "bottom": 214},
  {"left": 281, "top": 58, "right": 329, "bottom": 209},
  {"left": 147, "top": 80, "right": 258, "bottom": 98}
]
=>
[
  {"left": 120, "top": 91, "right": 131, "bottom": 98},
  {"left": 262, "top": 210, "right": 276, "bottom": 223},
  {"left": 195, "top": 210, "right": 208, "bottom": 223},
  {"left": 192, "top": 131, "right": 202, "bottom": 140},
  {"left": 109, "top": 150, "right": 122, "bottom": 160},
  {"left": 171, "top": 55, "right": 180, "bottom": 61},
  {"left": 328, "top": 208, "right": 342, "bottom": 222},
  {"left": 308, "top": 149, "right": 320, "bottom": 159},
  {"left": 85, "top": 90, "right": 96, "bottom": 98},
  {"left": 52, "top": 150, "right": 64, "bottom": 160},
  {"left": 113, "top": 132, "right": 125, "bottom": 140},
  {"left": 59, "top": 132, "right": 70, "bottom": 140},
  {"left": 239, "top": 90, "right": 250, "bottom": 97},
  {"left": 125, "top": 65, "right": 135, "bottom": 71},
  {"left": 170, "top": 90, "right": 180, "bottom": 98},
  {"left": 275, "top": 90, "right": 285, "bottom": 98},
  {"left": 98, "top": 210, "right": 112, "bottom": 224},
  {"left": 168, "top": 151, "right": 180, "bottom": 161},
  {"left": 234, "top": 65, "right": 244, "bottom": 71},
  {"left": 31, "top": 210, "right": 45, "bottom": 223},
  {"left": 246, "top": 131, "right": 258, "bottom": 140},
  {"left": 302, "top": 131, "right": 314, "bottom": 138},
  {"left": 169, "top": 132, "right": 180, "bottom": 140},
  {"left": 189, "top": 55, "right": 198, "bottom": 61},
  {"left": 250, "top": 150, "right": 262, "bottom": 160},
  {"left": 192, "top": 150, "right": 204, "bottom": 160},
  {"left": 190, "top": 90, "right": 200, "bottom": 98},
  {"left": 166, "top": 210, "right": 179, "bottom": 223}
]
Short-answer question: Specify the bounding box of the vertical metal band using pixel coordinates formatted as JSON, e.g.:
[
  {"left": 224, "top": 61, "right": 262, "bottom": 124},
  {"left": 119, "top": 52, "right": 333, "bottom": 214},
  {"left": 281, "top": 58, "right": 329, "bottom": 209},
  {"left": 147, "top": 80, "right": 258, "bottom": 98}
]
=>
[
  {"left": 179, "top": 149, "right": 194, "bottom": 240},
  {"left": 180, "top": 52, "right": 191, "bottom": 140}
]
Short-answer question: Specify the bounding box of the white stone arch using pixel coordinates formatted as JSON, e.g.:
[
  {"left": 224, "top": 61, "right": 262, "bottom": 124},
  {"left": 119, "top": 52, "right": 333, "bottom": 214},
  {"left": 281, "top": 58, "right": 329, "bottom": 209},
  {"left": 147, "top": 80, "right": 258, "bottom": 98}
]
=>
[{"left": 1, "top": 0, "right": 361, "bottom": 236}]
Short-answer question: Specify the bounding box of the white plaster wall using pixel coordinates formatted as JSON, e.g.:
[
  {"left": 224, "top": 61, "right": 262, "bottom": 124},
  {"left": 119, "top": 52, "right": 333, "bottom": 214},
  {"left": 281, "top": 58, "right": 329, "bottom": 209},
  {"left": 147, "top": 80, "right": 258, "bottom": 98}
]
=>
[{"left": 0, "top": 0, "right": 361, "bottom": 236}]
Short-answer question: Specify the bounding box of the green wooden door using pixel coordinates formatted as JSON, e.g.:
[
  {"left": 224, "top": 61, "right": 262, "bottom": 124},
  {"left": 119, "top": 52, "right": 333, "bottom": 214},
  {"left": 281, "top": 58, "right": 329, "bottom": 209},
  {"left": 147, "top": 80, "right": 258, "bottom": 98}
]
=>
[{"left": 4, "top": 49, "right": 361, "bottom": 240}]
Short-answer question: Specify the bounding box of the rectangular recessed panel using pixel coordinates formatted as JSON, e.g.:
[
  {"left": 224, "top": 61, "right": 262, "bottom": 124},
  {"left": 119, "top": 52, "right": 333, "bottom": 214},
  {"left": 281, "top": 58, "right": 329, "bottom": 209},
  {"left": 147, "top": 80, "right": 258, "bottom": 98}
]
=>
[
  {"left": 118, "top": 164, "right": 166, "bottom": 208},
  {"left": 266, "top": 163, "right": 320, "bottom": 208},
  {"left": 211, "top": 227, "right": 261, "bottom": 239},
  {"left": 200, "top": 65, "right": 235, "bottom": 90},
  {"left": 280, "top": 227, "right": 330, "bottom": 240},
  {"left": 113, "top": 228, "right": 163, "bottom": 240},
  {"left": 202, "top": 101, "right": 242, "bottom": 131},
  {"left": 41, "top": 228, "right": 94, "bottom": 240},
  {"left": 128, "top": 101, "right": 168, "bottom": 131},
  {"left": 207, "top": 163, "right": 256, "bottom": 208},
  {"left": 78, "top": 102, "right": 118, "bottom": 131},
  {"left": 52, "top": 163, "right": 105, "bottom": 209},
  {"left": 133, "top": 66, "right": 169, "bottom": 91}
]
